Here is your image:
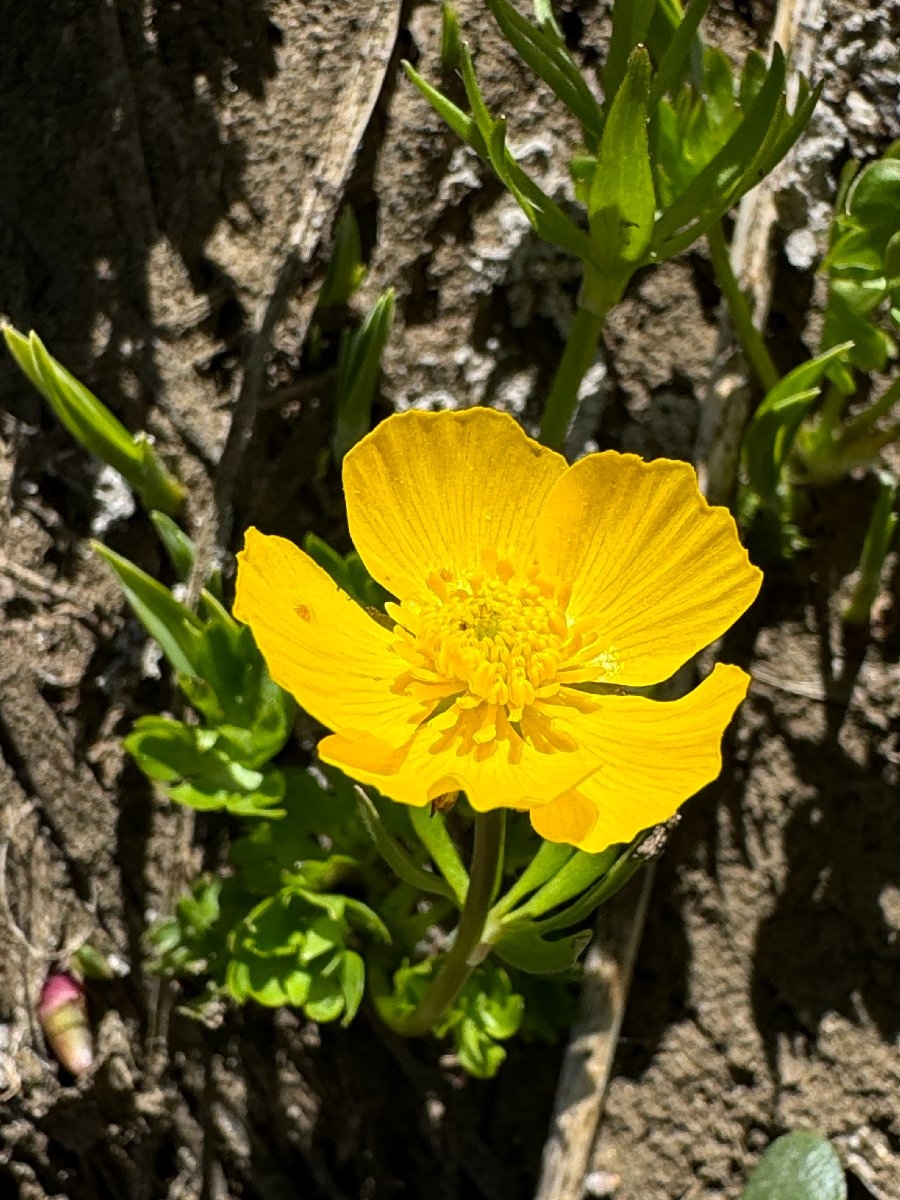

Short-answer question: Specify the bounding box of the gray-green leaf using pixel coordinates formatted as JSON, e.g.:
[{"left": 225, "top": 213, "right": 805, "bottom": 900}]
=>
[{"left": 743, "top": 1132, "right": 846, "bottom": 1200}]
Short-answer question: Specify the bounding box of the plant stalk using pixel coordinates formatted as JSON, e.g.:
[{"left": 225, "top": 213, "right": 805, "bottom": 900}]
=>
[
  {"left": 540, "top": 303, "right": 608, "bottom": 451},
  {"left": 397, "top": 810, "right": 506, "bottom": 1037},
  {"left": 707, "top": 221, "right": 779, "bottom": 394}
]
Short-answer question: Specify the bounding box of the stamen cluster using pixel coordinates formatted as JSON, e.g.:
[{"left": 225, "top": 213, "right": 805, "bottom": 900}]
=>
[{"left": 389, "top": 557, "right": 598, "bottom": 757}]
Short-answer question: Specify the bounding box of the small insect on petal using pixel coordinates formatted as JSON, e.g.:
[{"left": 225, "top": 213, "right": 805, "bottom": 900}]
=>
[{"left": 38, "top": 972, "right": 93, "bottom": 1075}]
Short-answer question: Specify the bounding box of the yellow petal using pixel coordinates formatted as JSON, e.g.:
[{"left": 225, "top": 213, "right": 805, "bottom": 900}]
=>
[
  {"left": 233, "top": 528, "right": 424, "bottom": 740},
  {"left": 527, "top": 791, "right": 597, "bottom": 846},
  {"left": 537, "top": 453, "right": 762, "bottom": 686},
  {"left": 343, "top": 409, "right": 567, "bottom": 600},
  {"left": 530, "top": 664, "right": 750, "bottom": 851},
  {"left": 318, "top": 718, "right": 599, "bottom": 811}
]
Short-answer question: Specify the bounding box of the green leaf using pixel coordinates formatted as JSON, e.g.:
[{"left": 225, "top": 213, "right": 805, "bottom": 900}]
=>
[
  {"left": 603, "top": 0, "right": 655, "bottom": 107},
  {"left": 402, "top": 62, "right": 485, "bottom": 155},
  {"left": 653, "top": 49, "right": 819, "bottom": 260},
  {"left": 743, "top": 1131, "right": 846, "bottom": 1200},
  {"left": 742, "top": 342, "right": 854, "bottom": 503},
  {"left": 822, "top": 155, "right": 900, "bottom": 384},
  {"left": 587, "top": 46, "right": 655, "bottom": 307},
  {"left": 226, "top": 956, "right": 298, "bottom": 1007},
  {"left": 843, "top": 472, "right": 898, "bottom": 624},
  {"left": 339, "top": 950, "right": 366, "bottom": 1024},
  {"left": 459, "top": 39, "right": 594, "bottom": 260},
  {"left": 408, "top": 803, "right": 469, "bottom": 906},
  {"left": 592, "top": 46, "right": 657, "bottom": 255},
  {"left": 416, "top": 961, "right": 525, "bottom": 1078},
  {"left": 648, "top": 0, "right": 712, "bottom": 107},
  {"left": 475, "top": 969, "right": 525, "bottom": 1040},
  {"left": 93, "top": 542, "right": 204, "bottom": 677},
  {"left": 486, "top": 117, "right": 595, "bottom": 261},
  {"left": 454, "top": 1017, "right": 508, "bottom": 1078},
  {"left": 440, "top": 3, "right": 463, "bottom": 73},
  {"left": 125, "top": 717, "right": 288, "bottom": 816},
  {"left": 305, "top": 970, "right": 346, "bottom": 1023},
  {"left": 149, "top": 511, "right": 196, "bottom": 582},
  {"left": 644, "top": 0, "right": 687, "bottom": 70},
  {"left": 3, "top": 326, "right": 184, "bottom": 516},
  {"left": 231, "top": 769, "right": 365, "bottom": 891},
  {"left": 654, "top": 47, "right": 787, "bottom": 243},
  {"left": 342, "top": 896, "right": 392, "bottom": 944},
  {"left": 745, "top": 391, "right": 820, "bottom": 503},
  {"left": 226, "top": 892, "right": 379, "bottom": 1022},
  {"left": 502, "top": 845, "right": 620, "bottom": 921},
  {"left": 490, "top": 840, "right": 575, "bottom": 919},
  {"left": 71, "top": 942, "right": 118, "bottom": 981},
  {"left": 406, "top": 42, "right": 594, "bottom": 264},
  {"left": 125, "top": 716, "right": 214, "bottom": 784},
  {"left": 237, "top": 893, "right": 324, "bottom": 959},
  {"left": 355, "top": 787, "right": 457, "bottom": 902},
  {"left": 458, "top": 38, "right": 495, "bottom": 141},
  {"left": 179, "top": 604, "right": 295, "bottom": 764},
  {"left": 332, "top": 288, "right": 395, "bottom": 460},
  {"left": 492, "top": 920, "right": 592, "bottom": 973},
  {"left": 318, "top": 206, "right": 366, "bottom": 310},
  {"left": 534, "top": 836, "right": 646, "bottom": 934},
  {"left": 147, "top": 875, "right": 237, "bottom": 980},
  {"left": 486, "top": 0, "right": 603, "bottom": 149},
  {"left": 532, "top": 0, "right": 563, "bottom": 39}
]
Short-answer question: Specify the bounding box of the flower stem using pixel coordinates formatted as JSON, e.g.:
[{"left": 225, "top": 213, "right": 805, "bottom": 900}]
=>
[
  {"left": 396, "top": 810, "right": 506, "bottom": 1038},
  {"left": 539, "top": 303, "right": 608, "bottom": 451},
  {"left": 707, "top": 221, "right": 779, "bottom": 394}
]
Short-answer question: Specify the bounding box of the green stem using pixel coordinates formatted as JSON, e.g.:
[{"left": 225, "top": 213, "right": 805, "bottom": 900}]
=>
[
  {"left": 707, "top": 221, "right": 779, "bottom": 394},
  {"left": 539, "top": 303, "right": 608, "bottom": 451},
  {"left": 396, "top": 810, "right": 506, "bottom": 1037}
]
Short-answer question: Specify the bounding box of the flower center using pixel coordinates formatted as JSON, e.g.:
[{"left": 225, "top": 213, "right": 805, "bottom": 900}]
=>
[{"left": 387, "top": 555, "right": 617, "bottom": 760}]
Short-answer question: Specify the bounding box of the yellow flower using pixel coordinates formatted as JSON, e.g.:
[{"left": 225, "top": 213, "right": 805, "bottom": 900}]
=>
[{"left": 234, "top": 409, "right": 761, "bottom": 852}]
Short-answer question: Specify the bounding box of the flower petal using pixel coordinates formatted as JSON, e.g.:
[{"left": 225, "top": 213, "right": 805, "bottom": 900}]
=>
[
  {"left": 527, "top": 791, "right": 597, "bottom": 846},
  {"left": 318, "top": 719, "right": 599, "bottom": 811},
  {"left": 530, "top": 663, "right": 750, "bottom": 851},
  {"left": 537, "top": 453, "right": 762, "bottom": 686},
  {"left": 343, "top": 409, "right": 567, "bottom": 600},
  {"left": 233, "top": 528, "right": 424, "bottom": 740}
]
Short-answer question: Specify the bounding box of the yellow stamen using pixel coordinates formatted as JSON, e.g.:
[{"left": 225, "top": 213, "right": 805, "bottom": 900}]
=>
[{"left": 390, "top": 557, "right": 617, "bottom": 760}]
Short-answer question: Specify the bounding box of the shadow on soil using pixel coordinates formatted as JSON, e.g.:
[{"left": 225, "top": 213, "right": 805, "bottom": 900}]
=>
[{"left": 0, "top": 0, "right": 279, "bottom": 515}]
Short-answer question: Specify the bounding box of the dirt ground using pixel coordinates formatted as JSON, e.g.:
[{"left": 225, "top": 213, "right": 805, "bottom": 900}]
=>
[{"left": 1, "top": 2, "right": 899, "bottom": 1198}]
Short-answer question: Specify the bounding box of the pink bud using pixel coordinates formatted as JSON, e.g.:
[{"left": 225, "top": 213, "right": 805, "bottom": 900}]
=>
[{"left": 38, "top": 972, "right": 93, "bottom": 1075}]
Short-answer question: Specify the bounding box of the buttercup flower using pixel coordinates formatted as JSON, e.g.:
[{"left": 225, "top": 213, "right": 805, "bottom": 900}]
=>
[{"left": 234, "top": 409, "right": 761, "bottom": 852}]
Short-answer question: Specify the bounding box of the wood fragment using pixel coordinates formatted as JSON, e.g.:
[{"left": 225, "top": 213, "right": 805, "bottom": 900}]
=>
[
  {"left": 534, "top": 869, "right": 654, "bottom": 1200},
  {"left": 209, "top": 0, "right": 403, "bottom": 561}
]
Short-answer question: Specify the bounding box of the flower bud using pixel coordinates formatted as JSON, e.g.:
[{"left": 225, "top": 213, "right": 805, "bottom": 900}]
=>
[{"left": 38, "top": 972, "right": 93, "bottom": 1075}]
